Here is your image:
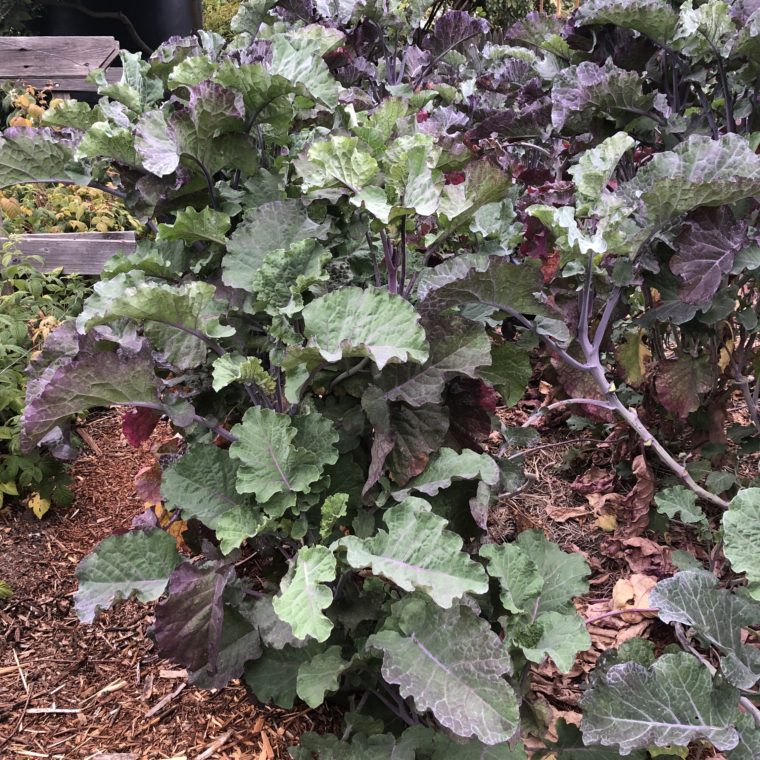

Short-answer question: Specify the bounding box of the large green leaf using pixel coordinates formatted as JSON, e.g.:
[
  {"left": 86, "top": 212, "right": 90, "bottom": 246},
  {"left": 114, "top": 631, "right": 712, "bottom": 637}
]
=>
[
  {"left": 650, "top": 571, "right": 760, "bottom": 689},
  {"left": 244, "top": 641, "right": 323, "bottom": 708},
  {"left": 0, "top": 127, "right": 78, "bottom": 187},
  {"left": 295, "top": 645, "right": 350, "bottom": 707},
  {"left": 336, "top": 497, "right": 488, "bottom": 607},
  {"left": 380, "top": 314, "right": 491, "bottom": 406},
  {"left": 222, "top": 199, "right": 330, "bottom": 291},
  {"left": 391, "top": 448, "right": 500, "bottom": 500},
  {"left": 477, "top": 343, "right": 532, "bottom": 408},
  {"left": 76, "top": 121, "right": 140, "bottom": 167},
  {"left": 654, "top": 486, "right": 707, "bottom": 525},
  {"left": 580, "top": 653, "right": 740, "bottom": 754},
  {"left": 211, "top": 353, "right": 276, "bottom": 395},
  {"left": 161, "top": 444, "right": 250, "bottom": 530},
  {"left": 481, "top": 543, "right": 544, "bottom": 615},
  {"left": 521, "top": 610, "right": 592, "bottom": 673},
  {"left": 606, "top": 134, "right": 760, "bottom": 256},
  {"left": 576, "top": 0, "right": 679, "bottom": 43},
  {"left": 303, "top": 287, "right": 429, "bottom": 369},
  {"left": 156, "top": 206, "right": 231, "bottom": 246},
  {"left": 723, "top": 489, "right": 760, "bottom": 600},
  {"left": 229, "top": 408, "right": 339, "bottom": 503},
  {"left": 74, "top": 530, "right": 181, "bottom": 623},
  {"left": 273, "top": 545, "right": 337, "bottom": 643},
  {"left": 297, "top": 135, "right": 378, "bottom": 195},
  {"left": 90, "top": 50, "right": 164, "bottom": 113},
  {"left": 367, "top": 595, "right": 519, "bottom": 744}
]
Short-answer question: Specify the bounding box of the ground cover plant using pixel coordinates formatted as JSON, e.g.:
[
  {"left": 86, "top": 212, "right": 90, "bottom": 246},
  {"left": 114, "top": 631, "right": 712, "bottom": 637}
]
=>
[{"left": 6, "top": 0, "right": 760, "bottom": 755}]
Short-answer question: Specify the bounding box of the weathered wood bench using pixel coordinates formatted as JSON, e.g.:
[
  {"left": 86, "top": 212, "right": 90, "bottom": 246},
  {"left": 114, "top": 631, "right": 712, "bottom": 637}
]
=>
[
  {"left": 2, "top": 231, "right": 138, "bottom": 274},
  {"left": 0, "top": 35, "right": 123, "bottom": 93}
]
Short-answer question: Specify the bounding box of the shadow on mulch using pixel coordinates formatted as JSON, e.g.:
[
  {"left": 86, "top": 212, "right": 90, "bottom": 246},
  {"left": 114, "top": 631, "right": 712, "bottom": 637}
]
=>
[{"left": 0, "top": 411, "right": 336, "bottom": 760}]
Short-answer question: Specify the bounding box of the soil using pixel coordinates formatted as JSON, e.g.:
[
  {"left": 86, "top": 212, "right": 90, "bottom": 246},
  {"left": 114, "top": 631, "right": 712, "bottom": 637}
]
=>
[{"left": 0, "top": 412, "right": 336, "bottom": 760}]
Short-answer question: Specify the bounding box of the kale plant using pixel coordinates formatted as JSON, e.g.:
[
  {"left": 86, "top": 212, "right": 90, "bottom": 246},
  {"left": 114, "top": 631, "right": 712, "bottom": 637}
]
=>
[{"left": 9, "top": 0, "right": 760, "bottom": 754}]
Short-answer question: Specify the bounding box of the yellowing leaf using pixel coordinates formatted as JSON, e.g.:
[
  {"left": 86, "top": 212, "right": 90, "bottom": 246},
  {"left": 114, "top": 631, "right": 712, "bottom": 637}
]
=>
[
  {"left": 28, "top": 493, "right": 51, "bottom": 520},
  {"left": 616, "top": 330, "right": 651, "bottom": 388},
  {"left": 595, "top": 513, "right": 617, "bottom": 532},
  {"left": 0, "top": 481, "right": 18, "bottom": 496}
]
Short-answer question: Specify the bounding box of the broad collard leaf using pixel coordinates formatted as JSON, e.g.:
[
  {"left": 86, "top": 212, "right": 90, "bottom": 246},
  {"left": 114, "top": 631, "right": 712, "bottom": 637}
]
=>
[
  {"left": 295, "top": 645, "right": 350, "bottom": 707},
  {"left": 521, "top": 609, "right": 592, "bottom": 673},
  {"left": 157, "top": 206, "right": 231, "bottom": 246},
  {"left": 244, "top": 641, "right": 323, "bottom": 708},
  {"left": 420, "top": 257, "right": 547, "bottom": 319},
  {"left": 272, "top": 545, "right": 337, "bottom": 643},
  {"left": 337, "top": 497, "right": 489, "bottom": 607},
  {"left": 379, "top": 314, "right": 491, "bottom": 406},
  {"left": 222, "top": 199, "right": 330, "bottom": 291},
  {"left": 515, "top": 530, "right": 590, "bottom": 617},
  {"left": 154, "top": 562, "right": 261, "bottom": 689},
  {"left": 650, "top": 571, "right": 760, "bottom": 689},
  {"left": 230, "top": 408, "right": 339, "bottom": 503},
  {"left": 0, "top": 127, "right": 79, "bottom": 187},
  {"left": 607, "top": 134, "right": 760, "bottom": 256},
  {"left": 547, "top": 719, "right": 648, "bottom": 760},
  {"left": 654, "top": 486, "right": 707, "bottom": 525},
  {"left": 723, "top": 489, "right": 760, "bottom": 600},
  {"left": 211, "top": 354, "right": 276, "bottom": 395},
  {"left": 297, "top": 135, "right": 379, "bottom": 196},
  {"left": 478, "top": 343, "right": 532, "bottom": 408},
  {"left": 670, "top": 206, "right": 747, "bottom": 305},
  {"left": 552, "top": 60, "right": 665, "bottom": 133},
  {"left": 74, "top": 530, "right": 181, "bottom": 623},
  {"left": 90, "top": 50, "right": 163, "bottom": 113},
  {"left": 302, "top": 287, "right": 429, "bottom": 369},
  {"left": 481, "top": 543, "right": 544, "bottom": 615},
  {"left": 77, "top": 273, "right": 235, "bottom": 349},
  {"left": 423, "top": 11, "right": 489, "bottom": 58},
  {"left": 76, "top": 121, "right": 139, "bottom": 167},
  {"left": 569, "top": 132, "right": 635, "bottom": 216},
  {"left": 290, "top": 732, "right": 398, "bottom": 760},
  {"left": 367, "top": 595, "right": 519, "bottom": 745},
  {"left": 161, "top": 444, "right": 250, "bottom": 530},
  {"left": 580, "top": 653, "right": 741, "bottom": 754},
  {"left": 576, "top": 0, "right": 679, "bottom": 43},
  {"left": 727, "top": 714, "right": 760, "bottom": 760},
  {"left": 391, "top": 448, "right": 500, "bottom": 500},
  {"left": 674, "top": 0, "right": 737, "bottom": 62},
  {"left": 21, "top": 338, "right": 160, "bottom": 452}
]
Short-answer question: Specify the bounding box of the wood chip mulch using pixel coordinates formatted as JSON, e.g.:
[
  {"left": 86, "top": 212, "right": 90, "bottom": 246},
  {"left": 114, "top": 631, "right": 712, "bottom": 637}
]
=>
[{"left": 0, "top": 411, "right": 337, "bottom": 760}]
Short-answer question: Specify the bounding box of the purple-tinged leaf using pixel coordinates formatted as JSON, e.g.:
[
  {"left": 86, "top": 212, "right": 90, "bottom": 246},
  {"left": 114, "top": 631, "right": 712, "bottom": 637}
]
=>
[
  {"left": 423, "top": 12, "right": 489, "bottom": 58},
  {"left": 654, "top": 355, "right": 715, "bottom": 419},
  {"left": 122, "top": 407, "right": 162, "bottom": 448},
  {"left": 21, "top": 336, "right": 160, "bottom": 453},
  {"left": 134, "top": 463, "right": 163, "bottom": 504},
  {"left": 670, "top": 207, "right": 747, "bottom": 305},
  {"left": 445, "top": 378, "right": 500, "bottom": 450},
  {"left": 154, "top": 562, "right": 261, "bottom": 689},
  {"left": 74, "top": 530, "right": 181, "bottom": 623}
]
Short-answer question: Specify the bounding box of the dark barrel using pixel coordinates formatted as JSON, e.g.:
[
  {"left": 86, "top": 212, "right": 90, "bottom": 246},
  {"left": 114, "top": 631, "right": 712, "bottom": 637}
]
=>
[{"left": 33, "top": 0, "right": 203, "bottom": 52}]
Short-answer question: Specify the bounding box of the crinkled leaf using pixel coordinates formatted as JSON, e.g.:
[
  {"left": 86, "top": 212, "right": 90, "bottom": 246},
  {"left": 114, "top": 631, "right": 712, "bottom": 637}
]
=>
[
  {"left": 670, "top": 206, "right": 747, "bottom": 305},
  {"left": 552, "top": 60, "right": 661, "bottom": 133},
  {"left": 654, "top": 486, "right": 707, "bottom": 525},
  {"left": 303, "top": 287, "right": 429, "bottom": 369},
  {"left": 291, "top": 732, "right": 398, "bottom": 759},
  {"left": 337, "top": 497, "right": 488, "bottom": 607},
  {"left": 0, "top": 127, "right": 78, "bottom": 187},
  {"left": 273, "top": 545, "right": 336, "bottom": 643},
  {"left": 223, "top": 199, "right": 330, "bottom": 291},
  {"left": 576, "top": 0, "right": 679, "bottom": 43},
  {"left": 367, "top": 595, "right": 518, "bottom": 744},
  {"left": 651, "top": 570, "right": 760, "bottom": 689},
  {"left": 723, "top": 489, "right": 760, "bottom": 600},
  {"left": 580, "top": 652, "right": 740, "bottom": 754},
  {"left": 521, "top": 610, "right": 592, "bottom": 673},
  {"left": 230, "top": 408, "right": 339, "bottom": 502},
  {"left": 212, "top": 353, "right": 276, "bottom": 394},
  {"left": 295, "top": 645, "right": 350, "bottom": 707},
  {"left": 231, "top": 0, "right": 277, "bottom": 34},
  {"left": 215, "top": 506, "right": 269, "bottom": 555},
  {"left": 424, "top": 11, "right": 489, "bottom": 57},
  {"left": 74, "top": 530, "right": 181, "bottom": 623},
  {"left": 297, "top": 135, "right": 379, "bottom": 194},
  {"left": 320, "top": 493, "right": 349, "bottom": 538},
  {"left": 516, "top": 530, "right": 590, "bottom": 616},
  {"left": 481, "top": 543, "right": 544, "bottom": 615},
  {"left": 391, "top": 448, "right": 499, "bottom": 500},
  {"left": 548, "top": 719, "right": 648, "bottom": 760},
  {"left": 77, "top": 121, "right": 139, "bottom": 166},
  {"left": 157, "top": 206, "right": 231, "bottom": 246},
  {"left": 154, "top": 562, "right": 261, "bottom": 689},
  {"left": 90, "top": 50, "right": 163, "bottom": 113}
]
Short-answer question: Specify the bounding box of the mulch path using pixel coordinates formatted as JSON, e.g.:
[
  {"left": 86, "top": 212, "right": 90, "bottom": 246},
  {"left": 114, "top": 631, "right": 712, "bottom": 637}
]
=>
[{"left": 0, "top": 412, "right": 334, "bottom": 760}]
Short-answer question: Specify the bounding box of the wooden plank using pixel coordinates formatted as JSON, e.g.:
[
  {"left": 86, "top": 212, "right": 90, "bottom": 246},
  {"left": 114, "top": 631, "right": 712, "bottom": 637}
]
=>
[
  {"left": 1, "top": 231, "right": 137, "bottom": 274},
  {"left": 5, "top": 68, "right": 123, "bottom": 93},
  {"left": 0, "top": 36, "right": 119, "bottom": 77}
]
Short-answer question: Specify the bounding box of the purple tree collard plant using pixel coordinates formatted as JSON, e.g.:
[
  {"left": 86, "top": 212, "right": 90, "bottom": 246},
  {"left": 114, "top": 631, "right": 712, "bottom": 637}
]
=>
[{"left": 10, "top": 0, "right": 760, "bottom": 754}]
